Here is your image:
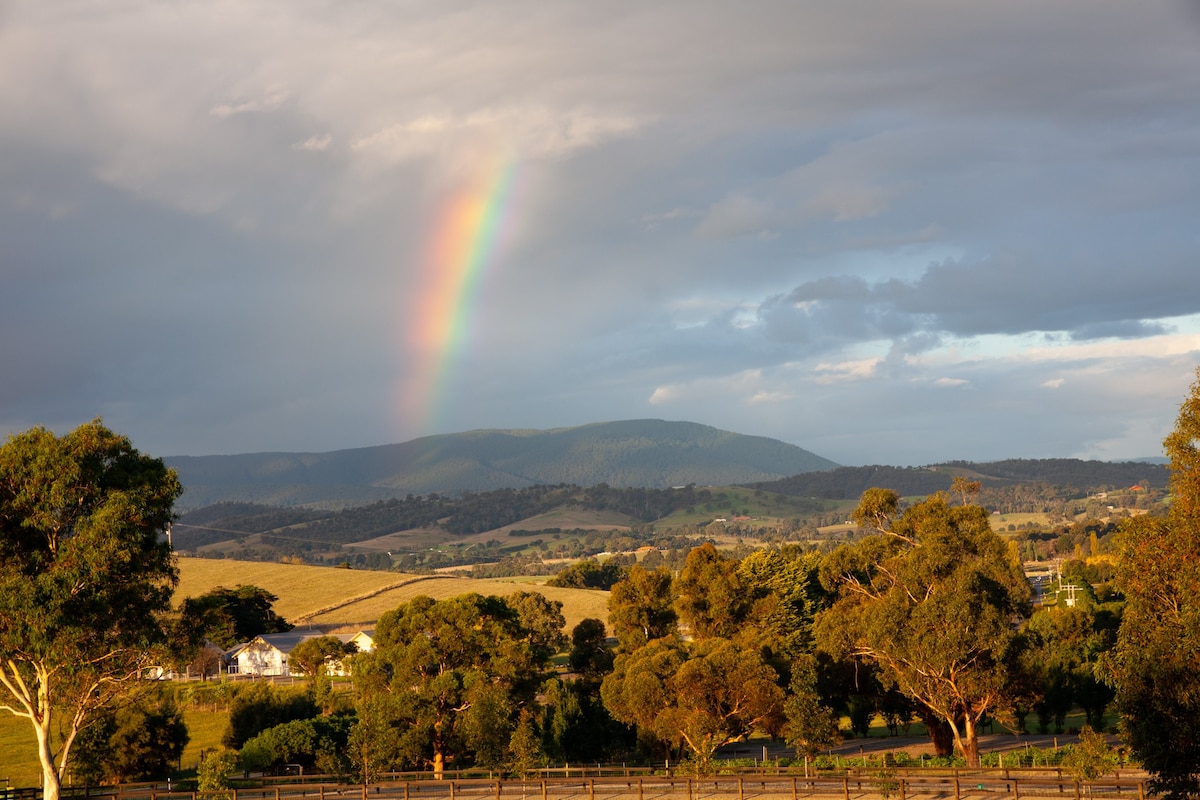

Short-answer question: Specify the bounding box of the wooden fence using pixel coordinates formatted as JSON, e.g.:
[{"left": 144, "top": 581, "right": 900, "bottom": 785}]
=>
[{"left": 40, "top": 768, "right": 1151, "bottom": 800}]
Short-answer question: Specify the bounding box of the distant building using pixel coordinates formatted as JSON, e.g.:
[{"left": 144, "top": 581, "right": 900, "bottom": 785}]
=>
[
  {"left": 234, "top": 630, "right": 327, "bottom": 677},
  {"left": 229, "top": 628, "right": 376, "bottom": 677}
]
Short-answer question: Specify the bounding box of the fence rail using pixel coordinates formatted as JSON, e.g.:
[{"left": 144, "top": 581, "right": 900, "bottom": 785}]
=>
[{"left": 43, "top": 770, "right": 1150, "bottom": 800}]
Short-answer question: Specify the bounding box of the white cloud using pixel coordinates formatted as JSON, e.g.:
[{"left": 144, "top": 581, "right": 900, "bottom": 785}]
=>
[
  {"left": 648, "top": 386, "right": 677, "bottom": 405},
  {"left": 351, "top": 107, "right": 644, "bottom": 167},
  {"left": 814, "top": 359, "right": 881, "bottom": 384},
  {"left": 293, "top": 134, "right": 333, "bottom": 152},
  {"left": 210, "top": 90, "right": 290, "bottom": 119}
]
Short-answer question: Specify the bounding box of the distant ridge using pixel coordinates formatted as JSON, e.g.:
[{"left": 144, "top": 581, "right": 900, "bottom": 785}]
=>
[
  {"left": 747, "top": 458, "right": 1170, "bottom": 499},
  {"left": 166, "top": 419, "right": 839, "bottom": 509}
]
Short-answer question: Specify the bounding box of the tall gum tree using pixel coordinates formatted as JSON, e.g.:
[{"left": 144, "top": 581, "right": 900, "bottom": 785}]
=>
[
  {"left": 1110, "top": 368, "right": 1200, "bottom": 799},
  {"left": 0, "top": 421, "right": 181, "bottom": 799},
  {"left": 815, "top": 490, "right": 1031, "bottom": 767},
  {"left": 352, "top": 593, "right": 550, "bottom": 778},
  {"left": 600, "top": 636, "right": 784, "bottom": 773}
]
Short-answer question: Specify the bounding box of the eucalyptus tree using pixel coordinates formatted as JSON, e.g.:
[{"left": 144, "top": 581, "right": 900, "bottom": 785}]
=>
[
  {"left": 1110, "top": 369, "right": 1200, "bottom": 799},
  {"left": 607, "top": 564, "right": 677, "bottom": 651},
  {"left": 815, "top": 489, "right": 1031, "bottom": 767},
  {"left": 352, "top": 593, "right": 553, "bottom": 777},
  {"left": 600, "top": 636, "right": 784, "bottom": 773},
  {"left": 0, "top": 421, "right": 182, "bottom": 799}
]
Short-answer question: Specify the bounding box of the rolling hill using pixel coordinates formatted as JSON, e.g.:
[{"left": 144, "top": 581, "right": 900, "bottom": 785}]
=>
[
  {"left": 166, "top": 419, "right": 839, "bottom": 509},
  {"left": 174, "top": 557, "right": 610, "bottom": 633}
]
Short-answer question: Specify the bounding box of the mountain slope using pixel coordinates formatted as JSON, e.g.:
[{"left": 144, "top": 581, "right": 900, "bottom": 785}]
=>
[
  {"left": 167, "top": 420, "right": 838, "bottom": 508},
  {"left": 748, "top": 459, "right": 1169, "bottom": 499}
]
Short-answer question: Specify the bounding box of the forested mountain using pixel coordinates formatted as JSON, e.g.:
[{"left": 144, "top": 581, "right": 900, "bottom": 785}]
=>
[
  {"left": 166, "top": 420, "right": 839, "bottom": 509},
  {"left": 749, "top": 459, "right": 1169, "bottom": 500}
]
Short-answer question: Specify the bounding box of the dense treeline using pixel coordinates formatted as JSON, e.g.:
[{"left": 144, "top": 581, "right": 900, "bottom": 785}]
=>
[
  {"left": 752, "top": 459, "right": 1168, "bottom": 500},
  {"left": 750, "top": 465, "right": 952, "bottom": 499},
  {"left": 957, "top": 459, "right": 1168, "bottom": 489}
]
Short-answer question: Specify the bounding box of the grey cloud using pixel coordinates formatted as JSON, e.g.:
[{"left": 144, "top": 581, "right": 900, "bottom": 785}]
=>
[
  {"left": 757, "top": 247, "right": 1200, "bottom": 354},
  {"left": 1071, "top": 320, "right": 1170, "bottom": 341},
  {"left": 3, "top": 1, "right": 1199, "bottom": 464}
]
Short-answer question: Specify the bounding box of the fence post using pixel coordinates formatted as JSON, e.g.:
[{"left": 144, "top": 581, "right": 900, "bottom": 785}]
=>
[
  {"left": 450, "top": 783, "right": 455, "bottom": 800},
  {"left": 589, "top": 780, "right": 594, "bottom": 800},
  {"left": 738, "top": 777, "right": 744, "bottom": 800},
  {"left": 1074, "top": 782, "right": 1081, "bottom": 800},
  {"left": 899, "top": 775, "right": 906, "bottom": 800},
  {"left": 638, "top": 779, "right": 644, "bottom": 800},
  {"left": 954, "top": 776, "right": 961, "bottom": 800},
  {"left": 496, "top": 781, "right": 501, "bottom": 800},
  {"left": 843, "top": 776, "right": 850, "bottom": 800},
  {"left": 791, "top": 777, "right": 797, "bottom": 800},
  {"left": 1013, "top": 778, "right": 1020, "bottom": 800},
  {"left": 688, "top": 778, "right": 693, "bottom": 800},
  {"left": 405, "top": 784, "right": 410, "bottom": 800}
]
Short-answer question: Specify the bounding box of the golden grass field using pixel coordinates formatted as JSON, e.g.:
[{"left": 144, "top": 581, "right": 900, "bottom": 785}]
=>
[{"left": 176, "top": 557, "right": 611, "bottom": 632}]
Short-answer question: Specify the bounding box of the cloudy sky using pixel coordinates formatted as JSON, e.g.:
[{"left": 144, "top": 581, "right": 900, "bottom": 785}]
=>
[{"left": 3, "top": 1, "right": 1199, "bottom": 467}]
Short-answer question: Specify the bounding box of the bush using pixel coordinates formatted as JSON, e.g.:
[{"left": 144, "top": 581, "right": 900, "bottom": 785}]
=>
[
  {"left": 223, "top": 682, "right": 319, "bottom": 749},
  {"left": 238, "top": 713, "right": 355, "bottom": 775},
  {"left": 71, "top": 694, "right": 189, "bottom": 783}
]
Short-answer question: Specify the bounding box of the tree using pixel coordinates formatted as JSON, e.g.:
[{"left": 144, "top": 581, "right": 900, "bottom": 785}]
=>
[
  {"left": 197, "top": 748, "right": 238, "bottom": 793},
  {"left": 950, "top": 476, "right": 982, "bottom": 506},
  {"left": 1062, "top": 725, "right": 1118, "bottom": 782},
  {"left": 815, "top": 491, "right": 1031, "bottom": 767},
  {"left": 737, "top": 547, "right": 826, "bottom": 676},
  {"left": 673, "top": 543, "right": 750, "bottom": 639},
  {"left": 569, "top": 618, "right": 615, "bottom": 680},
  {"left": 507, "top": 708, "right": 544, "bottom": 777},
  {"left": 0, "top": 421, "right": 182, "bottom": 799},
  {"left": 540, "top": 676, "right": 632, "bottom": 764},
  {"left": 353, "top": 594, "right": 552, "bottom": 777},
  {"left": 608, "top": 564, "right": 677, "bottom": 651},
  {"left": 783, "top": 655, "right": 841, "bottom": 766},
  {"left": 506, "top": 590, "right": 568, "bottom": 662},
  {"left": 290, "top": 635, "right": 357, "bottom": 680},
  {"left": 222, "top": 682, "right": 318, "bottom": 749},
  {"left": 72, "top": 694, "right": 189, "bottom": 783},
  {"left": 601, "top": 636, "right": 784, "bottom": 773},
  {"left": 178, "top": 585, "right": 292, "bottom": 650},
  {"left": 1110, "top": 368, "right": 1200, "bottom": 799},
  {"left": 290, "top": 635, "right": 358, "bottom": 713},
  {"left": 238, "top": 714, "right": 353, "bottom": 775}
]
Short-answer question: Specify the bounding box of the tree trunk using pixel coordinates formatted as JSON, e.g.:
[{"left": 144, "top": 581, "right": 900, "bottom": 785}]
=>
[
  {"left": 434, "top": 749, "right": 445, "bottom": 780},
  {"left": 959, "top": 715, "right": 981, "bottom": 769},
  {"left": 35, "top": 722, "right": 61, "bottom": 800},
  {"left": 922, "top": 713, "right": 955, "bottom": 757}
]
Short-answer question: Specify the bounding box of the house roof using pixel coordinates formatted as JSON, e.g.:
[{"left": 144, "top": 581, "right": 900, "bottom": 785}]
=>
[{"left": 245, "top": 629, "right": 328, "bottom": 655}]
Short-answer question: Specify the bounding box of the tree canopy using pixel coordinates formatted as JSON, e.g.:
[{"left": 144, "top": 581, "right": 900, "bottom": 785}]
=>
[
  {"left": 1111, "top": 369, "right": 1200, "bottom": 799},
  {"left": 815, "top": 491, "right": 1031, "bottom": 767},
  {"left": 177, "top": 584, "right": 292, "bottom": 650},
  {"left": 0, "top": 421, "right": 182, "bottom": 799},
  {"left": 352, "top": 593, "right": 555, "bottom": 777}
]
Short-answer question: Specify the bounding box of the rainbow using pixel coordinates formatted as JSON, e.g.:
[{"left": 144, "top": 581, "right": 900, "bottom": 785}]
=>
[{"left": 404, "top": 157, "right": 519, "bottom": 433}]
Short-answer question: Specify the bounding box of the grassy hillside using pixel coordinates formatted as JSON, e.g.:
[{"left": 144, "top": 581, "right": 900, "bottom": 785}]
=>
[{"left": 176, "top": 557, "right": 610, "bottom": 632}]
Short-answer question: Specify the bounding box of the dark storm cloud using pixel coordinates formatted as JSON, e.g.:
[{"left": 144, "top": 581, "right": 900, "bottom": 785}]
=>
[{"left": 2, "top": 1, "right": 1198, "bottom": 463}]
